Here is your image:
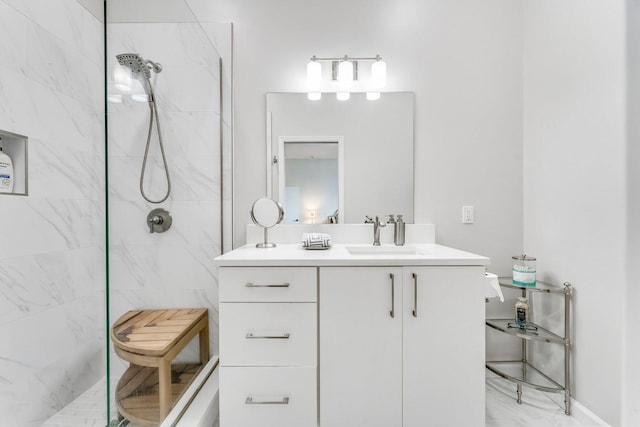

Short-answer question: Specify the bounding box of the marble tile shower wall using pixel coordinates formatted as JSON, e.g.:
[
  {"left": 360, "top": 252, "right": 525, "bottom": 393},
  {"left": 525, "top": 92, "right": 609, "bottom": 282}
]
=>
[
  {"left": 0, "top": 0, "right": 105, "bottom": 426},
  {"left": 107, "top": 22, "right": 222, "bottom": 398}
]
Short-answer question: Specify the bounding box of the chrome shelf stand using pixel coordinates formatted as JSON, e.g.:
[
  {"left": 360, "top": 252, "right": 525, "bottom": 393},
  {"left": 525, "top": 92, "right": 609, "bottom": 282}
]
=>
[{"left": 486, "top": 279, "right": 572, "bottom": 415}]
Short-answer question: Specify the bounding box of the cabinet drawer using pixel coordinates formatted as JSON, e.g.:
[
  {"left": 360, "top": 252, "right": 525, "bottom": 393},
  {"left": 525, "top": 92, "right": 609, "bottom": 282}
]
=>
[
  {"left": 220, "top": 366, "right": 317, "bottom": 427},
  {"left": 220, "top": 303, "right": 316, "bottom": 367},
  {"left": 219, "top": 267, "right": 317, "bottom": 302}
]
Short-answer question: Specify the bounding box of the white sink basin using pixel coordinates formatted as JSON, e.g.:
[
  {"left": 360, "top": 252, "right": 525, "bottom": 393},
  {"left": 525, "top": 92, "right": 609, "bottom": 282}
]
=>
[{"left": 346, "top": 246, "right": 423, "bottom": 256}]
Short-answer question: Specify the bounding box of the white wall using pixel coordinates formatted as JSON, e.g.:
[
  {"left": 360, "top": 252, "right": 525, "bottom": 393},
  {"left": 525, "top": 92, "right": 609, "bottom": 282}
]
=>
[
  {"left": 195, "top": 0, "right": 524, "bottom": 277},
  {"left": 626, "top": 0, "right": 640, "bottom": 424},
  {"left": 523, "top": 0, "right": 627, "bottom": 424},
  {"left": 285, "top": 159, "right": 338, "bottom": 223},
  {"left": 0, "top": 0, "right": 105, "bottom": 424}
]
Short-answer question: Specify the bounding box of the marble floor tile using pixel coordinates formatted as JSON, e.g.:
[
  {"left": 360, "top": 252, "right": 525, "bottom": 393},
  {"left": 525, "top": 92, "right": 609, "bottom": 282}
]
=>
[
  {"left": 42, "top": 375, "right": 593, "bottom": 426},
  {"left": 487, "top": 376, "right": 593, "bottom": 426}
]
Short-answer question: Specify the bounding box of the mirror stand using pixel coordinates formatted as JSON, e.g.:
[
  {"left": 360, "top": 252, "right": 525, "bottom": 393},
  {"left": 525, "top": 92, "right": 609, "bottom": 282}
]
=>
[
  {"left": 250, "top": 197, "right": 284, "bottom": 248},
  {"left": 256, "top": 228, "right": 277, "bottom": 248}
]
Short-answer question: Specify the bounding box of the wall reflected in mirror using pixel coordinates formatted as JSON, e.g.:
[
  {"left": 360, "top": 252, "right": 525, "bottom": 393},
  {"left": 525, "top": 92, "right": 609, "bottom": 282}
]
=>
[
  {"left": 267, "top": 92, "right": 414, "bottom": 224},
  {"left": 282, "top": 141, "right": 340, "bottom": 224}
]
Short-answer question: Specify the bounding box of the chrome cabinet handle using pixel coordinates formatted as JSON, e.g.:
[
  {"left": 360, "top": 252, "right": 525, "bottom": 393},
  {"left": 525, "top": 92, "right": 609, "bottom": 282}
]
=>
[
  {"left": 246, "top": 333, "right": 290, "bottom": 339},
  {"left": 389, "top": 273, "right": 395, "bottom": 318},
  {"left": 245, "top": 282, "right": 290, "bottom": 288},
  {"left": 245, "top": 397, "right": 290, "bottom": 405},
  {"left": 412, "top": 272, "right": 418, "bottom": 317}
]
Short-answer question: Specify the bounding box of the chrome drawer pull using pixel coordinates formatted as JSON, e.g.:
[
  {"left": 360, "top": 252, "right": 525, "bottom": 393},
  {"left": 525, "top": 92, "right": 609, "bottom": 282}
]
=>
[
  {"left": 412, "top": 272, "right": 418, "bottom": 317},
  {"left": 245, "top": 282, "right": 290, "bottom": 288},
  {"left": 246, "top": 333, "right": 291, "bottom": 339},
  {"left": 389, "top": 273, "right": 395, "bottom": 318},
  {"left": 245, "top": 396, "right": 290, "bottom": 405}
]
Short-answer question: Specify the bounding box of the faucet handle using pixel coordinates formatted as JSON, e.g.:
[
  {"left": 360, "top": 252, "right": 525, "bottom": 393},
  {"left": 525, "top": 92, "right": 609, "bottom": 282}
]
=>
[
  {"left": 387, "top": 214, "right": 396, "bottom": 223},
  {"left": 364, "top": 215, "right": 374, "bottom": 224}
]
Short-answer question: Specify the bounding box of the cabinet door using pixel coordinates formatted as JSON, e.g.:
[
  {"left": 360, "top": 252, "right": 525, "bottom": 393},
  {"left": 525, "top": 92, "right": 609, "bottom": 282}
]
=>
[
  {"left": 319, "top": 267, "right": 403, "bottom": 427},
  {"left": 402, "top": 266, "right": 485, "bottom": 427}
]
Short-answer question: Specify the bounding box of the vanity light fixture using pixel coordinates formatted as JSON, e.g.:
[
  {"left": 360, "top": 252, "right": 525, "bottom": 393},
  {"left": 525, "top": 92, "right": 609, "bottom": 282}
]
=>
[
  {"left": 307, "top": 59, "right": 322, "bottom": 100},
  {"left": 306, "top": 54, "right": 386, "bottom": 101},
  {"left": 307, "top": 59, "right": 322, "bottom": 86},
  {"left": 371, "top": 56, "right": 387, "bottom": 89},
  {"left": 337, "top": 59, "right": 354, "bottom": 86}
]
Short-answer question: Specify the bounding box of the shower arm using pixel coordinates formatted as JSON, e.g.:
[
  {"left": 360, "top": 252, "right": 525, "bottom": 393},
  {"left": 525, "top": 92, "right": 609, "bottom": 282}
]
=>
[{"left": 145, "top": 60, "right": 162, "bottom": 74}]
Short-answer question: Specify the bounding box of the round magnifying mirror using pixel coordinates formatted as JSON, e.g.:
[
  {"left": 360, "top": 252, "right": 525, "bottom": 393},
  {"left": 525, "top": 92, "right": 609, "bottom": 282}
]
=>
[{"left": 250, "top": 197, "right": 284, "bottom": 248}]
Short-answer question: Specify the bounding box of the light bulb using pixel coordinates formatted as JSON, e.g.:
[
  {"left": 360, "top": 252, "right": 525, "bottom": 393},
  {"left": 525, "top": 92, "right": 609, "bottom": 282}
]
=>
[
  {"left": 366, "top": 92, "right": 381, "bottom": 101},
  {"left": 338, "top": 60, "right": 353, "bottom": 87},
  {"left": 114, "top": 64, "right": 132, "bottom": 92},
  {"left": 307, "top": 92, "right": 322, "bottom": 101},
  {"left": 336, "top": 92, "right": 350, "bottom": 101},
  {"left": 307, "top": 60, "right": 321, "bottom": 88},
  {"left": 371, "top": 60, "right": 387, "bottom": 89}
]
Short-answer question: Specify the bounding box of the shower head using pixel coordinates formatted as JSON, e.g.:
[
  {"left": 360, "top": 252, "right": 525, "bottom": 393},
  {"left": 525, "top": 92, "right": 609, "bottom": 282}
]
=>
[{"left": 116, "top": 53, "right": 162, "bottom": 79}]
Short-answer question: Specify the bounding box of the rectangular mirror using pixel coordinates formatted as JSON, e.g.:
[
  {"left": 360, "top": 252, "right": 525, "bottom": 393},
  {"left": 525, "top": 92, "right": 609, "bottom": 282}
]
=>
[{"left": 267, "top": 92, "right": 414, "bottom": 224}]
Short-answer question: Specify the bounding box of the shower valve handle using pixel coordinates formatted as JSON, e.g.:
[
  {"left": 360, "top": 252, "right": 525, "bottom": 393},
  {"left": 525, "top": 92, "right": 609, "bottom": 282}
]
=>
[
  {"left": 148, "top": 215, "right": 162, "bottom": 232},
  {"left": 147, "top": 208, "right": 172, "bottom": 234}
]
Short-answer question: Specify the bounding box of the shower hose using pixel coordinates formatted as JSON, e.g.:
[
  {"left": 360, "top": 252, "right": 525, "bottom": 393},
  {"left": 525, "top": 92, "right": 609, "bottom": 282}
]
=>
[{"left": 140, "top": 84, "right": 171, "bottom": 204}]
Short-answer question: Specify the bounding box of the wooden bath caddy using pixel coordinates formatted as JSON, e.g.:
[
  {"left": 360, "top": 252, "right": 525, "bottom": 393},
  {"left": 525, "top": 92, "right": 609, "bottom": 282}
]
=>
[{"left": 111, "top": 308, "right": 209, "bottom": 426}]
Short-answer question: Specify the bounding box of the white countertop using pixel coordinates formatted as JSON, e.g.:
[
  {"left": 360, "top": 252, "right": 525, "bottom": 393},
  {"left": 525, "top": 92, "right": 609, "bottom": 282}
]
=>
[{"left": 214, "top": 243, "right": 490, "bottom": 267}]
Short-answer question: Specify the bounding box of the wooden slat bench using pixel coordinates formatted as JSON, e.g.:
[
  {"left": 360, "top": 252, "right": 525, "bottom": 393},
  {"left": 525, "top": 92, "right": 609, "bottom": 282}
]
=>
[{"left": 111, "top": 308, "right": 209, "bottom": 426}]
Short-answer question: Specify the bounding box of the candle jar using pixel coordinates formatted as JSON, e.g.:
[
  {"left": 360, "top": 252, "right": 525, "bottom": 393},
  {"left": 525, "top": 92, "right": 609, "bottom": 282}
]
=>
[{"left": 512, "top": 255, "right": 536, "bottom": 286}]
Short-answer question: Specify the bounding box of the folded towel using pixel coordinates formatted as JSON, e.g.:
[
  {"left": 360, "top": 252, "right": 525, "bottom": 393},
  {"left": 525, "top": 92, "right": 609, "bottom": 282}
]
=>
[
  {"left": 485, "top": 272, "right": 504, "bottom": 302},
  {"left": 301, "top": 232, "right": 332, "bottom": 249}
]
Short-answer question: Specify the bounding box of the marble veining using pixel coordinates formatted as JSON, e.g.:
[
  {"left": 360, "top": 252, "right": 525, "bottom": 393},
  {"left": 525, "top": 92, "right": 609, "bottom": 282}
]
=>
[
  {"left": 0, "top": 1, "right": 28, "bottom": 73},
  {"left": 3, "top": 0, "right": 103, "bottom": 65},
  {"left": 0, "top": 0, "right": 105, "bottom": 424}
]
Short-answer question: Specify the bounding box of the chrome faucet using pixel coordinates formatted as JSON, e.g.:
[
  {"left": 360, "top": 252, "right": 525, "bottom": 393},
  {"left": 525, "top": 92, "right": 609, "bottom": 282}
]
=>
[{"left": 365, "top": 215, "right": 387, "bottom": 246}]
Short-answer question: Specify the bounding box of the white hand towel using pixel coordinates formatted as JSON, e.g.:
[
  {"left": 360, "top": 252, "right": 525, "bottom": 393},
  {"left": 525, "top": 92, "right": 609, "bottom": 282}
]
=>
[
  {"left": 485, "top": 272, "right": 504, "bottom": 302},
  {"left": 301, "top": 232, "right": 332, "bottom": 249}
]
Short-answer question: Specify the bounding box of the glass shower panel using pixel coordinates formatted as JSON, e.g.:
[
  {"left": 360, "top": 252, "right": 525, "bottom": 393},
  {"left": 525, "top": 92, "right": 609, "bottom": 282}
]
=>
[{"left": 106, "top": 2, "right": 229, "bottom": 425}]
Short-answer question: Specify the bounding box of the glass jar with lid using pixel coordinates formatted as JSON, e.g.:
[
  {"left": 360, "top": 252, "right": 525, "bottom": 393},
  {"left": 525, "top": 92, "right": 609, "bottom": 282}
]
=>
[{"left": 512, "top": 255, "right": 536, "bottom": 286}]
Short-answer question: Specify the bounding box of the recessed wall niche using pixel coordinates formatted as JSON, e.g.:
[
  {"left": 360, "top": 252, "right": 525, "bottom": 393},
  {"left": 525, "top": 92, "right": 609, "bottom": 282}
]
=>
[{"left": 0, "top": 130, "right": 28, "bottom": 196}]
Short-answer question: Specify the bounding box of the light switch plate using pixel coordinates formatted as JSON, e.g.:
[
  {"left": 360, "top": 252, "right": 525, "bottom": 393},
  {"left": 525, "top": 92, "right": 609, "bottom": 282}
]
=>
[{"left": 462, "top": 206, "right": 474, "bottom": 224}]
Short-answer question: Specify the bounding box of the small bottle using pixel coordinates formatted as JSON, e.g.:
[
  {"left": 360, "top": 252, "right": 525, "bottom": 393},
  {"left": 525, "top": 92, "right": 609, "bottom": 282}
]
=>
[
  {"left": 0, "top": 139, "right": 14, "bottom": 194},
  {"left": 394, "top": 215, "right": 405, "bottom": 246},
  {"left": 515, "top": 297, "right": 529, "bottom": 327}
]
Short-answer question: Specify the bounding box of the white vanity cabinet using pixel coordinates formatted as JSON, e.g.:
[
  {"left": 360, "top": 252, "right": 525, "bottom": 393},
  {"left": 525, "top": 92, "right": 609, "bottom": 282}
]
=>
[
  {"left": 215, "top": 241, "right": 490, "bottom": 427},
  {"left": 319, "top": 266, "right": 486, "bottom": 427},
  {"left": 218, "top": 266, "right": 318, "bottom": 427}
]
